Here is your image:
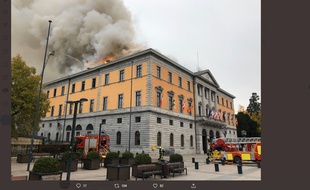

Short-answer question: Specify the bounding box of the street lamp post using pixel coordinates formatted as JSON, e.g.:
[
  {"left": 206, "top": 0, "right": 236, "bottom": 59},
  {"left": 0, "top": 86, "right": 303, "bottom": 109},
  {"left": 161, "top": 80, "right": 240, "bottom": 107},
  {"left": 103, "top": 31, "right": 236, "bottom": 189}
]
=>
[
  {"left": 66, "top": 98, "right": 88, "bottom": 181},
  {"left": 27, "top": 20, "right": 53, "bottom": 171}
]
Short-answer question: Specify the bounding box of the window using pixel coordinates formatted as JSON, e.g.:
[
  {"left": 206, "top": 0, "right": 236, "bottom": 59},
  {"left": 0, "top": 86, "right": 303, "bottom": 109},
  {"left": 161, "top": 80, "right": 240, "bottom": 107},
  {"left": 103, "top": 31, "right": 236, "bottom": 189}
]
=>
[
  {"left": 42, "top": 124, "right": 45, "bottom": 128},
  {"left": 178, "top": 77, "right": 182, "bottom": 88},
  {"left": 69, "top": 104, "right": 73, "bottom": 115},
  {"left": 101, "top": 119, "right": 106, "bottom": 124},
  {"left": 211, "top": 92, "right": 215, "bottom": 101},
  {"left": 187, "top": 81, "right": 190, "bottom": 91},
  {"left": 190, "top": 135, "right": 193, "bottom": 147},
  {"left": 71, "top": 84, "right": 76, "bottom": 93},
  {"left": 181, "top": 134, "right": 184, "bottom": 147},
  {"left": 61, "top": 86, "right": 65, "bottom": 95},
  {"left": 89, "top": 99, "right": 94, "bottom": 112},
  {"left": 81, "top": 81, "right": 85, "bottom": 91},
  {"left": 180, "top": 122, "right": 184, "bottom": 127},
  {"left": 53, "top": 88, "right": 57, "bottom": 97},
  {"left": 46, "top": 90, "right": 49, "bottom": 98},
  {"left": 222, "top": 98, "right": 224, "bottom": 105},
  {"left": 156, "top": 92, "right": 161, "bottom": 107},
  {"left": 230, "top": 102, "right": 233, "bottom": 109},
  {"left": 217, "top": 95, "right": 219, "bottom": 104},
  {"left": 170, "top": 133, "right": 174, "bottom": 146},
  {"left": 58, "top": 104, "right": 62, "bottom": 116},
  {"left": 168, "top": 72, "right": 172, "bottom": 83},
  {"left": 103, "top": 97, "right": 108, "bottom": 110},
  {"left": 136, "top": 65, "right": 142, "bottom": 77},
  {"left": 226, "top": 100, "right": 229, "bottom": 107},
  {"left": 198, "top": 105, "right": 202, "bottom": 116},
  {"left": 119, "top": 70, "right": 124, "bottom": 82},
  {"left": 197, "top": 84, "right": 202, "bottom": 96},
  {"left": 116, "top": 131, "right": 121, "bottom": 145},
  {"left": 157, "top": 117, "right": 161, "bottom": 124},
  {"left": 157, "top": 132, "right": 162, "bottom": 146},
  {"left": 179, "top": 99, "right": 183, "bottom": 113},
  {"left": 156, "top": 66, "right": 161, "bottom": 78},
  {"left": 169, "top": 96, "right": 173, "bottom": 110},
  {"left": 169, "top": 120, "right": 173, "bottom": 125},
  {"left": 136, "top": 91, "right": 141, "bottom": 106},
  {"left": 135, "top": 116, "right": 141, "bottom": 122},
  {"left": 92, "top": 78, "right": 96, "bottom": 88},
  {"left": 79, "top": 102, "right": 83, "bottom": 113},
  {"left": 49, "top": 123, "right": 52, "bottom": 128},
  {"left": 118, "top": 94, "right": 123, "bottom": 108},
  {"left": 51, "top": 106, "right": 54, "bottom": 116},
  {"left": 135, "top": 131, "right": 140, "bottom": 145},
  {"left": 188, "top": 102, "right": 192, "bottom": 115},
  {"left": 117, "top": 118, "right": 122, "bottom": 123},
  {"left": 105, "top": 74, "right": 109, "bottom": 85},
  {"left": 189, "top": 123, "right": 193, "bottom": 129},
  {"left": 205, "top": 88, "right": 209, "bottom": 99}
]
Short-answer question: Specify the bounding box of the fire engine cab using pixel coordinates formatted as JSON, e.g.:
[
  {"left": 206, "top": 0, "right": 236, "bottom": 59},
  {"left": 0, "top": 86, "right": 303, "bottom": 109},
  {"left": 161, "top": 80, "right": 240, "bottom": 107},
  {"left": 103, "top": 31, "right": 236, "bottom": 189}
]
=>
[
  {"left": 75, "top": 133, "right": 110, "bottom": 158},
  {"left": 210, "top": 137, "right": 261, "bottom": 163}
]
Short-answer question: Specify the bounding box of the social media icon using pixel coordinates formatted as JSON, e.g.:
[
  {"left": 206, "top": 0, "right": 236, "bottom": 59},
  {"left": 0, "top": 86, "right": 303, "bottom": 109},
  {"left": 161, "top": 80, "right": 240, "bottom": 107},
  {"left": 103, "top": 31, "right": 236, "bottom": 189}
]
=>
[
  {"left": 153, "top": 183, "right": 158, "bottom": 188},
  {"left": 191, "top": 183, "right": 196, "bottom": 189},
  {"left": 76, "top": 183, "right": 81, "bottom": 188},
  {"left": 114, "top": 184, "right": 120, "bottom": 188}
]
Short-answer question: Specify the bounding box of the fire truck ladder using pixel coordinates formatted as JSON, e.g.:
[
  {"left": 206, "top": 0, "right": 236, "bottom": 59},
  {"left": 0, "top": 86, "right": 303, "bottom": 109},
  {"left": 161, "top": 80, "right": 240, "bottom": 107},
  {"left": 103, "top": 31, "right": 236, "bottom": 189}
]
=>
[{"left": 225, "top": 137, "right": 261, "bottom": 144}]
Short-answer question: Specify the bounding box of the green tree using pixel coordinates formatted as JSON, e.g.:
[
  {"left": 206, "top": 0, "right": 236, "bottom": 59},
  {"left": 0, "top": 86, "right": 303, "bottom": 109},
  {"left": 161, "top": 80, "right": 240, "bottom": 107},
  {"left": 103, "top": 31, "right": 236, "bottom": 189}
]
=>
[
  {"left": 235, "top": 112, "right": 260, "bottom": 137},
  {"left": 11, "top": 54, "right": 50, "bottom": 138},
  {"left": 246, "top": 92, "right": 261, "bottom": 115}
]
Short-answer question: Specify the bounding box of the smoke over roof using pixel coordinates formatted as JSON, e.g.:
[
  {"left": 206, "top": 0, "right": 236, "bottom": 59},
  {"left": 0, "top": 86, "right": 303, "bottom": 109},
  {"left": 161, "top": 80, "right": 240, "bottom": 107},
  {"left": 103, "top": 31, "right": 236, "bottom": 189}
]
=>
[{"left": 12, "top": 0, "right": 145, "bottom": 82}]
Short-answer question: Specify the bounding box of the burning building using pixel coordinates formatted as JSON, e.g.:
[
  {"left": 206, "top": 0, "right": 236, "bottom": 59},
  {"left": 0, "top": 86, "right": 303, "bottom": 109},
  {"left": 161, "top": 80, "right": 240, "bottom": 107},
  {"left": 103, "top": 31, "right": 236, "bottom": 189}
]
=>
[{"left": 39, "top": 49, "right": 236, "bottom": 156}]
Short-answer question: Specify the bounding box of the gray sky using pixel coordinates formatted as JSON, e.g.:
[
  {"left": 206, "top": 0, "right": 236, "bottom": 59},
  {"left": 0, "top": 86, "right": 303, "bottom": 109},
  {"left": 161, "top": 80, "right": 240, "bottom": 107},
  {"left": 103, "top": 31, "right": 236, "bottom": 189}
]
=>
[
  {"left": 123, "top": 0, "right": 261, "bottom": 111},
  {"left": 12, "top": 0, "right": 260, "bottom": 112}
]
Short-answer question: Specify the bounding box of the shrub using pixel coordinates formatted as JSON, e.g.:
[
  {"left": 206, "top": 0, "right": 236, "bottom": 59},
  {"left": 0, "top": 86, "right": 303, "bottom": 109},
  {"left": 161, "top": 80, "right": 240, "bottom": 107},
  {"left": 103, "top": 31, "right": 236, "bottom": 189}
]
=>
[
  {"left": 134, "top": 153, "right": 151, "bottom": 165},
  {"left": 32, "top": 157, "right": 60, "bottom": 173},
  {"left": 169, "top": 153, "right": 183, "bottom": 163},
  {"left": 121, "top": 151, "right": 134, "bottom": 159},
  {"left": 61, "top": 151, "right": 77, "bottom": 161},
  {"left": 86, "top": 151, "right": 101, "bottom": 159},
  {"left": 106, "top": 152, "right": 119, "bottom": 159}
]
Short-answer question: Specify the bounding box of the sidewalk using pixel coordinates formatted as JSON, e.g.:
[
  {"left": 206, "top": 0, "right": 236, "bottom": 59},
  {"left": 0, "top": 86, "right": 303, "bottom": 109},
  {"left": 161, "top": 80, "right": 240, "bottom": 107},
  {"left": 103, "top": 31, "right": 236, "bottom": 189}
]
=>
[{"left": 11, "top": 154, "right": 261, "bottom": 181}]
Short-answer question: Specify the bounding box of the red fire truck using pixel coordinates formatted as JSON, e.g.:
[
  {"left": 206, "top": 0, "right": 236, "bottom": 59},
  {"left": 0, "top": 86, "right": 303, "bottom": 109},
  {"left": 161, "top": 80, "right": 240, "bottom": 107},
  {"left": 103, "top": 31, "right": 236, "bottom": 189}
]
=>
[
  {"left": 75, "top": 133, "right": 110, "bottom": 158},
  {"left": 210, "top": 137, "right": 261, "bottom": 163}
]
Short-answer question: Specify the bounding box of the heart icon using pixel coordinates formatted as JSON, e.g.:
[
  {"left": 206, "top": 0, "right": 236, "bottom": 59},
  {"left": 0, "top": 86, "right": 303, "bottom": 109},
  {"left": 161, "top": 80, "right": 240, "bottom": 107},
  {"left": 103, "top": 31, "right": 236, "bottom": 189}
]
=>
[{"left": 153, "top": 183, "right": 158, "bottom": 188}]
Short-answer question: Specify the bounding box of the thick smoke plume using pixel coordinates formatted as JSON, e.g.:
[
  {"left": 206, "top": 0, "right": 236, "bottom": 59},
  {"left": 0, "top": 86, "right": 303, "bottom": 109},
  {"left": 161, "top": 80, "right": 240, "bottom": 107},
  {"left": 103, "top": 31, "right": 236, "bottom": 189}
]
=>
[{"left": 12, "top": 0, "right": 145, "bottom": 82}]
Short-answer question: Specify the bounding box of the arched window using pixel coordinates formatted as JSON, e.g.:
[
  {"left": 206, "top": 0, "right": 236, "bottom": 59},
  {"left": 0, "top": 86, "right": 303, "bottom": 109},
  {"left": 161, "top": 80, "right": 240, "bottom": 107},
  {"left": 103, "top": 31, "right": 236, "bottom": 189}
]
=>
[
  {"left": 76, "top": 125, "right": 82, "bottom": 130},
  {"left": 209, "top": 130, "right": 214, "bottom": 140},
  {"left": 216, "top": 131, "right": 220, "bottom": 138},
  {"left": 135, "top": 131, "right": 140, "bottom": 145},
  {"left": 116, "top": 131, "right": 121, "bottom": 145},
  {"left": 190, "top": 135, "right": 193, "bottom": 147},
  {"left": 66, "top": 125, "right": 72, "bottom": 131},
  {"left": 157, "top": 132, "right": 162, "bottom": 146},
  {"left": 181, "top": 134, "right": 184, "bottom": 147},
  {"left": 47, "top": 133, "right": 51, "bottom": 141},
  {"left": 170, "top": 133, "right": 174, "bottom": 147},
  {"left": 86, "top": 124, "right": 94, "bottom": 130}
]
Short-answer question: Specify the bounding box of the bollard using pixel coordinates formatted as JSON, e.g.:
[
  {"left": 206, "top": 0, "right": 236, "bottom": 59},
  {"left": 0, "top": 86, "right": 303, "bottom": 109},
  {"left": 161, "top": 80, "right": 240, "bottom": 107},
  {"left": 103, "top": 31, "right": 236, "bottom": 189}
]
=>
[
  {"left": 195, "top": 162, "right": 199, "bottom": 169},
  {"left": 192, "top": 157, "right": 195, "bottom": 163},
  {"left": 214, "top": 162, "right": 219, "bottom": 172},
  {"left": 221, "top": 158, "right": 225, "bottom": 166},
  {"left": 257, "top": 162, "right": 261, "bottom": 168},
  {"left": 206, "top": 158, "right": 210, "bottom": 164},
  {"left": 237, "top": 162, "right": 242, "bottom": 174}
]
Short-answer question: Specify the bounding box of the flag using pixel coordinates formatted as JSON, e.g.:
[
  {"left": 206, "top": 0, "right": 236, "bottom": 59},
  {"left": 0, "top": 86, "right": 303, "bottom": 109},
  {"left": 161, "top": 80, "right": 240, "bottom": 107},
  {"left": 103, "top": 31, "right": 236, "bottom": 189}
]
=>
[
  {"left": 159, "top": 93, "right": 163, "bottom": 106},
  {"left": 172, "top": 99, "right": 176, "bottom": 110},
  {"left": 222, "top": 112, "right": 226, "bottom": 122},
  {"left": 182, "top": 100, "right": 185, "bottom": 111},
  {"left": 187, "top": 103, "right": 193, "bottom": 113}
]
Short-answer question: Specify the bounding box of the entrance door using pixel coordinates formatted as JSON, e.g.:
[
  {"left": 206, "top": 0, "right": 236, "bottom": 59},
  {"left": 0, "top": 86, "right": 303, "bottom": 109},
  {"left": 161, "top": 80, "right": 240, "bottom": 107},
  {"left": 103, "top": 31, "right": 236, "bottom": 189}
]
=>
[{"left": 202, "top": 129, "right": 207, "bottom": 154}]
